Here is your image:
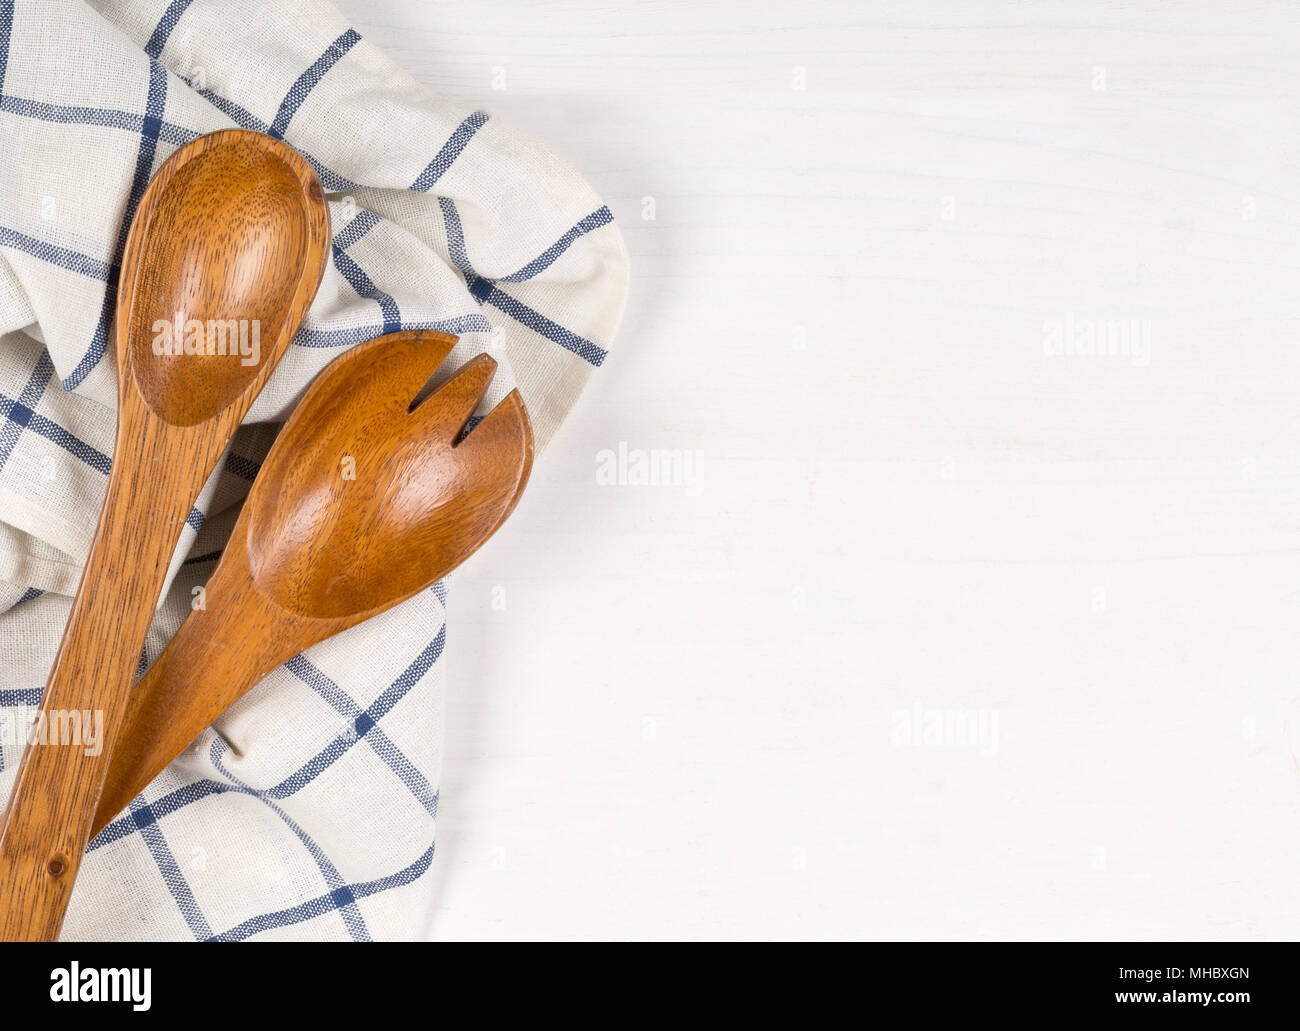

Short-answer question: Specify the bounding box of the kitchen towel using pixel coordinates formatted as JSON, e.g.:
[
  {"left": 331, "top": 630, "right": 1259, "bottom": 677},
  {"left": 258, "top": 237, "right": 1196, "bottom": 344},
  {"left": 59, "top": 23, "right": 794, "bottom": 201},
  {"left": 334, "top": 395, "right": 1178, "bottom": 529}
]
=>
[{"left": 0, "top": 0, "right": 627, "bottom": 939}]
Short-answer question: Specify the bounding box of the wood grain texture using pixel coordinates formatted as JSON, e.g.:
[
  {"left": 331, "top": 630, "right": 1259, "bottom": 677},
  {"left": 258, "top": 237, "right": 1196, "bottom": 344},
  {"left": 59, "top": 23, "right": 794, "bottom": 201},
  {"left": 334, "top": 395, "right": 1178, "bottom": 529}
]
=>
[
  {"left": 91, "top": 329, "right": 533, "bottom": 837},
  {"left": 0, "top": 129, "right": 330, "bottom": 941}
]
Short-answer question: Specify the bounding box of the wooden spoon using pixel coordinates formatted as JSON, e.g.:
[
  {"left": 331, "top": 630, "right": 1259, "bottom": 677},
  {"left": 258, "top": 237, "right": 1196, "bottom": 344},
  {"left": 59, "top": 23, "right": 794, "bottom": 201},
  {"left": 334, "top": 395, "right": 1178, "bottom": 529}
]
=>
[
  {"left": 0, "top": 129, "right": 330, "bottom": 940},
  {"left": 90, "top": 329, "right": 533, "bottom": 837}
]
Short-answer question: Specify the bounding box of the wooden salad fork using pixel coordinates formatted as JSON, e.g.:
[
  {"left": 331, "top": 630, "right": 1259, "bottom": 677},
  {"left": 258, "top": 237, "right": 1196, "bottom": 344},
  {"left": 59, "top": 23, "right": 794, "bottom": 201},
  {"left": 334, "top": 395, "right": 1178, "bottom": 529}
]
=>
[
  {"left": 0, "top": 129, "right": 330, "bottom": 940},
  {"left": 90, "top": 329, "right": 533, "bottom": 836}
]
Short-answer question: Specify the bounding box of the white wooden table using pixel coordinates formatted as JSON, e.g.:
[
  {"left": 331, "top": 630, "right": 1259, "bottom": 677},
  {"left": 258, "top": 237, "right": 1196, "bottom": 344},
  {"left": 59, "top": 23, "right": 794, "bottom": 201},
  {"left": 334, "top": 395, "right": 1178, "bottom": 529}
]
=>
[{"left": 339, "top": 0, "right": 1300, "bottom": 940}]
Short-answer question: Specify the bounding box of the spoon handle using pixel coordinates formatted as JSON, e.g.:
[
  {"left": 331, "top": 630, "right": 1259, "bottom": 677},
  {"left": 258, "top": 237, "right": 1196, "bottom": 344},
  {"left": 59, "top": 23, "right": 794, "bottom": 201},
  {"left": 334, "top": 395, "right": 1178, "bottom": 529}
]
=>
[{"left": 0, "top": 409, "right": 212, "bottom": 941}]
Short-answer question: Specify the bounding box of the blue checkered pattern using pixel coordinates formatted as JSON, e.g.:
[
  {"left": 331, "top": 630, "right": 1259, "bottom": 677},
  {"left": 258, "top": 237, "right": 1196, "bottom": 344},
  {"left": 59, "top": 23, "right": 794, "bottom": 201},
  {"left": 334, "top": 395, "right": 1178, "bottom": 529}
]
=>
[{"left": 0, "top": 0, "right": 626, "bottom": 940}]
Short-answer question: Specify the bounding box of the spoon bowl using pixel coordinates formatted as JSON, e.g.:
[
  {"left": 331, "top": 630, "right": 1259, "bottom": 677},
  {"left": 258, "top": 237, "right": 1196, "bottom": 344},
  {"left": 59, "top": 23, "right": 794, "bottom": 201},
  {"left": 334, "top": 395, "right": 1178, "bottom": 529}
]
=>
[{"left": 122, "top": 133, "right": 325, "bottom": 425}]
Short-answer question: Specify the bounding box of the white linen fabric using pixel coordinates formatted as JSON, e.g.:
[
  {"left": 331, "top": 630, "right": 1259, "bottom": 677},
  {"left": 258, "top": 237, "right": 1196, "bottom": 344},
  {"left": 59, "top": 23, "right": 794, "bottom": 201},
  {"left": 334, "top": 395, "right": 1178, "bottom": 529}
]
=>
[{"left": 0, "top": 0, "right": 627, "bottom": 940}]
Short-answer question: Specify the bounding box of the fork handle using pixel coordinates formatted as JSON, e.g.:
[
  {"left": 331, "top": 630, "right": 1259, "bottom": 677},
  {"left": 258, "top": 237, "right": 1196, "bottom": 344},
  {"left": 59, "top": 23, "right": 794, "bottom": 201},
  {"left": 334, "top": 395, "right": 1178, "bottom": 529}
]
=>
[{"left": 90, "top": 517, "right": 325, "bottom": 838}]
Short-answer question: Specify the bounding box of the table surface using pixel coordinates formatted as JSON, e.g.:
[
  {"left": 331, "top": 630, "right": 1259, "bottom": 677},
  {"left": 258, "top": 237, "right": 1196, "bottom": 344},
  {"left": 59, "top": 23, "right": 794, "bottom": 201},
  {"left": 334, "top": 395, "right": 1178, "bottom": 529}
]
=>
[{"left": 339, "top": 0, "right": 1300, "bottom": 940}]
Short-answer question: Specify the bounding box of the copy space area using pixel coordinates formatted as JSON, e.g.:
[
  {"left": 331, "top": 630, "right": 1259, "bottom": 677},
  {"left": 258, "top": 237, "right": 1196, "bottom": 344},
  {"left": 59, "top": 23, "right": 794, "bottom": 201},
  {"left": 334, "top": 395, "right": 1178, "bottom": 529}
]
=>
[{"left": 342, "top": 0, "right": 1300, "bottom": 940}]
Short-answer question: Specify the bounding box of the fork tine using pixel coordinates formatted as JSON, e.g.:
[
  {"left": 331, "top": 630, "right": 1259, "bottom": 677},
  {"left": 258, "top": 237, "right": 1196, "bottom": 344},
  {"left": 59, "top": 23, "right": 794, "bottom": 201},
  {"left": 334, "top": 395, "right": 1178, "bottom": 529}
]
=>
[
  {"left": 387, "top": 330, "right": 459, "bottom": 398},
  {"left": 457, "top": 388, "right": 534, "bottom": 474},
  {"left": 310, "top": 329, "right": 459, "bottom": 415},
  {"left": 411, "top": 353, "right": 497, "bottom": 440}
]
